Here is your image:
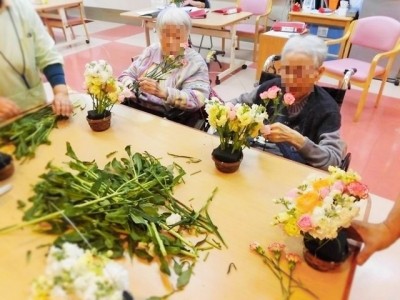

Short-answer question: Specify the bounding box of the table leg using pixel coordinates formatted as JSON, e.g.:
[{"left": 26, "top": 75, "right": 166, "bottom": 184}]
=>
[
  {"left": 57, "top": 7, "right": 73, "bottom": 45},
  {"left": 143, "top": 20, "right": 151, "bottom": 47},
  {"left": 215, "top": 25, "right": 245, "bottom": 85}
]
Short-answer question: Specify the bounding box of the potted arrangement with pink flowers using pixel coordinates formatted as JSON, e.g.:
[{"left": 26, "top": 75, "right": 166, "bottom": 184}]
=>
[{"left": 272, "top": 166, "right": 369, "bottom": 271}]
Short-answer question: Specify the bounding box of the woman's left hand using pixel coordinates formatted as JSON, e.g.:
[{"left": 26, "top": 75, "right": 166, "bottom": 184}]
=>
[
  {"left": 264, "top": 122, "right": 306, "bottom": 149},
  {"left": 138, "top": 77, "right": 167, "bottom": 100}
]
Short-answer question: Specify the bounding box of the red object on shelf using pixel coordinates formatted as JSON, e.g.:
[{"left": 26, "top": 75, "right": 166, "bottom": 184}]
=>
[
  {"left": 213, "top": 7, "right": 242, "bottom": 15},
  {"left": 292, "top": 3, "right": 301, "bottom": 12},
  {"left": 272, "top": 21, "right": 307, "bottom": 33},
  {"left": 189, "top": 9, "right": 207, "bottom": 19}
]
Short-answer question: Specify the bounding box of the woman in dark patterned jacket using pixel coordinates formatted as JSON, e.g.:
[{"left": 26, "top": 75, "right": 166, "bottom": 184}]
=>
[{"left": 229, "top": 35, "right": 346, "bottom": 170}]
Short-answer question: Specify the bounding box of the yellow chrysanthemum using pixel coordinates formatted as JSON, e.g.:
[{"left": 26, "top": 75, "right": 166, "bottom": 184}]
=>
[
  {"left": 296, "top": 191, "right": 321, "bottom": 213},
  {"left": 312, "top": 178, "right": 331, "bottom": 191}
]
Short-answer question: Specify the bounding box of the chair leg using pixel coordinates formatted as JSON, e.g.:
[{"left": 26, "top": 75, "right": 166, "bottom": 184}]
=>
[
  {"left": 79, "top": 3, "right": 90, "bottom": 43},
  {"left": 198, "top": 35, "right": 205, "bottom": 53},
  {"left": 221, "top": 38, "right": 225, "bottom": 53},
  {"left": 353, "top": 87, "right": 369, "bottom": 122},
  {"left": 253, "top": 33, "right": 259, "bottom": 62},
  {"left": 69, "top": 26, "right": 75, "bottom": 39},
  {"left": 375, "top": 73, "right": 389, "bottom": 108},
  {"left": 209, "top": 36, "right": 213, "bottom": 49}
]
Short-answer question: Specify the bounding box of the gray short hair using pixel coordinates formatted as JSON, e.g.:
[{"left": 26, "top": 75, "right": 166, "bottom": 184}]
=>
[
  {"left": 156, "top": 7, "right": 192, "bottom": 38},
  {"left": 282, "top": 35, "right": 328, "bottom": 68}
]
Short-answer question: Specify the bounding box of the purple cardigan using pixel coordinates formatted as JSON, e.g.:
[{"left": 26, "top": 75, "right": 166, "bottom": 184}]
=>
[{"left": 119, "top": 44, "right": 210, "bottom": 113}]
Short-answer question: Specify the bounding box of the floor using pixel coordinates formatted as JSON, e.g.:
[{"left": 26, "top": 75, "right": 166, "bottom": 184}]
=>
[{"left": 48, "top": 18, "right": 400, "bottom": 300}]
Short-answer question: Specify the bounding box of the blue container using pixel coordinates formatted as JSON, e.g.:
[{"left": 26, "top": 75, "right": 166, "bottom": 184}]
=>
[{"left": 307, "top": 24, "right": 344, "bottom": 57}]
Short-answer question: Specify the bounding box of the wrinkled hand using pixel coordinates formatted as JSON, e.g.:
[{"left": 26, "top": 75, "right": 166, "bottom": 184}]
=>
[
  {"left": 52, "top": 91, "right": 73, "bottom": 117},
  {"left": 0, "top": 96, "right": 22, "bottom": 120},
  {"left": 263, "top": 122, "right": 306, "bottom": 149},
  {"left": 350, "top": 220, "right": 396, "bottom": 265},
  {"left": 138, "top": 77, "right": 167, "bottom": 100}
]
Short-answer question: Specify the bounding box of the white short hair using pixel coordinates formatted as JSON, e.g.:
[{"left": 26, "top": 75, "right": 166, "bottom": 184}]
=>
[
  {"left": 282, "top": 35, "right": 328, "bottom": 68},
  {"left": 156, "top": 7, "right": 192, "bottom": 38}
]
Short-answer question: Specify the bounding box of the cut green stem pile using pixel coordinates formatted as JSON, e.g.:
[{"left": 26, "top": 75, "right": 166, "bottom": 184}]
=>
[
  {"left": 0, "top": 106, "right": 59, "bottom": 162},
  {"left": 1, "top": 143, "right": 225, "bottom": 280}
]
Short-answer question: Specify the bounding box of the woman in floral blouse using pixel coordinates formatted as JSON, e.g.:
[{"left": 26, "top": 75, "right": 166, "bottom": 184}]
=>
[{"left": 118, "top": 7, "right": 210, "bottom": 127}]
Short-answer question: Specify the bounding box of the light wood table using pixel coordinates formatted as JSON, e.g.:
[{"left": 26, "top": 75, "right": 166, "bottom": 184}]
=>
[
  {"left": 0, "top": 94, "right": 361, "bottom": 299},
  {"left": 34, "top": 0, "right": 90, "bottom": 47},
  {"left": 121, "top": 9, "right": 252, "bottom": 84}
]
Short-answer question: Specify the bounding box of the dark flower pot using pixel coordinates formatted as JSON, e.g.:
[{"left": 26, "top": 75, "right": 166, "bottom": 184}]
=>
[
  {"left": 0, "top": 152, "right": 14, "bottom": 181},
  {"left": 211, "top": 145, "right": 243, "bottom": 173},
  {"left": 86, "top": 110, "right": 112, "bottom": 132},
  {"left": 303, "top": 230, "right": 349, "bottom": 272}
]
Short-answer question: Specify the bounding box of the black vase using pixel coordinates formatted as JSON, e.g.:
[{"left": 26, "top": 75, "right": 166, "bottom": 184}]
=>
[
  {"left": 211, "top": 145, "right": 242, "bottom": 163},
  {"left": 86, "top": 110, "right": 112, "bottom": 132},
  {"left": 87, "top": 110, "right": 111, "bottom": 120},
  {"left": 211, "top": 145, "right": 243, "bottom": 173},
  {"left": 303, "top": 230, "right": 349, "bottom": 271}
]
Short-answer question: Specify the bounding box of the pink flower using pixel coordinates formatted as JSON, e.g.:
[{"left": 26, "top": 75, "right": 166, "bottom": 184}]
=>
[
  {"left": 346, "top": 182, "right": 369, "bottom": 199},
  {"left": 283, "top": 93, "right": 295, "bottom": 105},
  {"left": 259, "top": 91, "right": 269, "bottom": 100},
  {"left": 266, "top": 86, "right": 281, "bottom": 99},
  {"left": 319, "top": 187, "right": 330, "bottom": 198},
  {"left": 297, "top": 214, "right": 313, "bottom": 232},
  {"left": 249, "top": 241, "right": 260, "bottom": 251},
  {"left": 268, "top": 242, "right": 286, "bottom": 253},
  {"left": 286, "top": 252, "right": 301, "bottom": 270},
  {"left": 332, "top": 180, "right": 345, "bottom": 193},
  {"left": 285, "top": 252, "right": 301, "bottom": 264},
  {"left": 260, "top": 124, "right": 271, "bottom": 135}
]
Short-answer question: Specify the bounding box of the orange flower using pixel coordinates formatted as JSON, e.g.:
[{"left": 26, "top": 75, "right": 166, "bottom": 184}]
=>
[{"left": 296, "top": 191, "right": 321, "bottom": 213}]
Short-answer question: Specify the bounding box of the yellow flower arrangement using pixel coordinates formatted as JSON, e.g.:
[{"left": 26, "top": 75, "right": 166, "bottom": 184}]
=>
[
  {"left": 205, "top": 98, "right": 268, "bottom": 153},
  {"left": 84, "top": 60, "right": 130, "bottom": 117}
]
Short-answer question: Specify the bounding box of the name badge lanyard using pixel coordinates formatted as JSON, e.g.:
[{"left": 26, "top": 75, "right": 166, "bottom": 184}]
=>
[{"left": 0, "top": 7, "right": 30, "bottom": 89}]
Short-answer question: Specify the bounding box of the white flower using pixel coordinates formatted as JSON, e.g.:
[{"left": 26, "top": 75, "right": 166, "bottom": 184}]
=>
[
  {"left": 31, "top": 243, "right": 130, "bottom": 300},
  {"left": 166, "top": 213, "right": 182, "bottom": 226}
]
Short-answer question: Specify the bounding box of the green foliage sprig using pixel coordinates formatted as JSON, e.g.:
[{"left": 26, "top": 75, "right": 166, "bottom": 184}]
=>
[
  {"left": 0, "top": 143, "right": 225, "bottom": 289},
  {"left": 0, "top": 106, "right": 59, "bottom": 162}
]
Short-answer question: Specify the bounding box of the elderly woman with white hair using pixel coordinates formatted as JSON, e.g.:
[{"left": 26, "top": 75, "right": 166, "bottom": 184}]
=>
[
  {"left": 118, "top": 7, "right": 210, "bottom": 126},
  {"left": 229, "top": 35, "right": 346, "bottom": 170}
]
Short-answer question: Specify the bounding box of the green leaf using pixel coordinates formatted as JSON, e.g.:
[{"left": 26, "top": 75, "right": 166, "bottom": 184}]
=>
[
  {"left": 159, "top": 256, "right": 171, "bottom": 275},
  {"left": 105, "top": 209, "right": 129, "bottom": 225},
  {"left": 65, "top": 141, "right": 79, "bottom": 161},
  {"left": 177, "top": 266, "right": 192, "bottom": 289},
  {"left": 173, "top": 260, "right": 183, "bottom": 275}
]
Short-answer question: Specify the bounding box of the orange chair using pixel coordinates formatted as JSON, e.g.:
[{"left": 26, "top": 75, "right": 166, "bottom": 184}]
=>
[
  {"left": 322, "top": 16, "right": 400, "bottom": 121},
  {"left": 222, "top": 0, "right": 272, "bottom": 62}
]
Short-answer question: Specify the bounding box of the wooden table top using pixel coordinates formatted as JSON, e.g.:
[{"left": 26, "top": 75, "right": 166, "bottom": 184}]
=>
[{"left": 0, "top": 94, "right": 358, "bottom": 300}]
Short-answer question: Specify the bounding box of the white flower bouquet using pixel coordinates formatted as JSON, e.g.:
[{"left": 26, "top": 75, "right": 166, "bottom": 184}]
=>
[{"left": 30, "top": 243, "right": 130, "bottom": 300}]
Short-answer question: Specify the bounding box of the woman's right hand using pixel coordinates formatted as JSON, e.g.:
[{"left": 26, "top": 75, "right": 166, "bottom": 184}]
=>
[{"left": 0, "top": 97, "right": 22, "bottom": 120}]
